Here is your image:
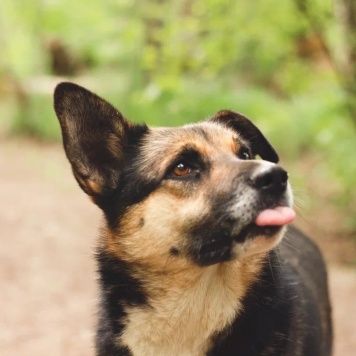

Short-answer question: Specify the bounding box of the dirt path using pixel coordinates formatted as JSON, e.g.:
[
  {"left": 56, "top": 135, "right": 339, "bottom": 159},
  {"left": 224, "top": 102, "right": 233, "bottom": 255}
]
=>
[{"left": 1, "top": 138, "right": 355, "bottom": 355}]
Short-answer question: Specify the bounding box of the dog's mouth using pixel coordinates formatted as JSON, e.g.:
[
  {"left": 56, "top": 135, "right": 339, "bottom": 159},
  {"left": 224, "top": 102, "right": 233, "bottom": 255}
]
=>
[
  {"left": 198, "top": 224, "right": 282, "bottom": 266},
  {"left": 233, "top": 223, "right": 281, "bottom": 242},
  {"left": 193, "top": 206, "right": 295, "bottom": 266},
  {"left": 234, "top": 206, "right": 295, "bottom": 242}
]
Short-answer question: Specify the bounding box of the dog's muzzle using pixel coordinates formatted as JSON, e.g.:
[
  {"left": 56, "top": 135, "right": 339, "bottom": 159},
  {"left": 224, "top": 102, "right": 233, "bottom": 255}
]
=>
[{"left": 189, "top": 163, "right": 295, "bottom": 266}]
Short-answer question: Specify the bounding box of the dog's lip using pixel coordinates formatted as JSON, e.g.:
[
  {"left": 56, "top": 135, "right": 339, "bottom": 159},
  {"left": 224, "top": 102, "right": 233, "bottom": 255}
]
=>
[
  {"left": 233, "top": 224, "right": 281, "bottom": 242},
  {"left": 255, "top": 206, "right": 295, "bottom": 226}
]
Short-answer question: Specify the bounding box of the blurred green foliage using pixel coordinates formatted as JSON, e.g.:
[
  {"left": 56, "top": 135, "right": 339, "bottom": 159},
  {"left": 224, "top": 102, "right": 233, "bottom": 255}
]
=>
[{"left": 0, "top": 0, "right": 355, "bottom": 232}]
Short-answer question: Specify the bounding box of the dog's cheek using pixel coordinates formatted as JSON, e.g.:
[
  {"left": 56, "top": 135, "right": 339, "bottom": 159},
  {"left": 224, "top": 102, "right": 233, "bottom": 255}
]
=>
[{"left": 109, "top": 190, "right": 209, "bottom": 269}]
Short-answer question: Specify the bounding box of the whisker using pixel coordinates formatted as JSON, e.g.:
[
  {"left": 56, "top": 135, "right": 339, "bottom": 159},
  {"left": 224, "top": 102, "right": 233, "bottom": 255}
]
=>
[
  {"left": 281, "top": 238, "right": 299, "bottom": 252},
  {"left": 268, "top": 254, "right": 276, "bottom": 283}
]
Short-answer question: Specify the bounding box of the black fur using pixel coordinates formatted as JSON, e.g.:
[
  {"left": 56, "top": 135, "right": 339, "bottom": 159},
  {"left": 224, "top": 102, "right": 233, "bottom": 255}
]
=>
[
  {"left": 101, "top": 131, "right": 161, "bottom": 229},
  {"left": 210, "top": 110, "right": 279, "bottom": 163},
  {"left": 96, "top": 252, "right": 146, "bottom": 356},
  {"left": 208, "top": 226, "right": 332, "bottom": 356}
]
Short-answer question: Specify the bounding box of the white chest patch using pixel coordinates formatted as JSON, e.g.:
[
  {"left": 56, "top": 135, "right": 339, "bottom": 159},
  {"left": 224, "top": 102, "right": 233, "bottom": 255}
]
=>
[{"left": 118, "top": 262, "right": 258, "bottom": 356}]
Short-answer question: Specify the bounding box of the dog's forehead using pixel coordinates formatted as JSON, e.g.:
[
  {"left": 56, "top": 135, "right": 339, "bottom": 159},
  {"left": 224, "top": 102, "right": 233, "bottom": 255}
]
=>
[{"left": 141, "top": 121, "right": 242, "bottom": 155}]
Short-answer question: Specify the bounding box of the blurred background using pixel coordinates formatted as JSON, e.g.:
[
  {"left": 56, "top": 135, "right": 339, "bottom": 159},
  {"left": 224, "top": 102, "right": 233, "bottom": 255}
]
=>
[{"left": 0, "top": 0, "right": 355, "bottom": 355}]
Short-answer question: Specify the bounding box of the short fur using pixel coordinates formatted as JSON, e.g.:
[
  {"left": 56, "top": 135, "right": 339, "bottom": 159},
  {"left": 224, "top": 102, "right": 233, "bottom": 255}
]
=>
[{"left": 54, "top": 82, "right": 332, "bottom": 356}]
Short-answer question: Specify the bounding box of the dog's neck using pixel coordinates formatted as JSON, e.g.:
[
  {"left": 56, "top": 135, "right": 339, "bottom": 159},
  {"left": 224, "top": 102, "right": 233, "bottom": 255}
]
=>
[{"left": 97, "top": 251, "right": 265, "bottom": 356}]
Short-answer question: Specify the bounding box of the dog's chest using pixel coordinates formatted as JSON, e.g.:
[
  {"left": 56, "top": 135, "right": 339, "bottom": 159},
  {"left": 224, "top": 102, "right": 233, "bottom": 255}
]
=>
[{"left": 118, "top": 267, "right": 244, "bottom": 356}]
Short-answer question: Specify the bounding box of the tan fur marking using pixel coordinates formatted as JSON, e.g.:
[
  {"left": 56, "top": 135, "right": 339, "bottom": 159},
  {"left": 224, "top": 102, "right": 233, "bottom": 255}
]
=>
[
  {"left": 118, "top": 255, "right": 265, "bottom": 356},
  {"left": 85, "top": 178, "right": 103, "bottom": 195},
  {"left": 231, "top": 137, "right": 240, "bottom": 154},
  {"left": 109, "top": 188, "right": 209, "bottom": 271},
  {"left": 106, "top": 132, "right": 124, "bottom": 160},
  {"left": 101, "top": 229, "right": 117, "bottom": 255}
]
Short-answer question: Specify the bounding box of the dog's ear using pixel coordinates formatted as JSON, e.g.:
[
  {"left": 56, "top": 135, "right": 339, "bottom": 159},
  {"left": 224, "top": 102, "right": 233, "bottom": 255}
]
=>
[
  {"left": 210, "top": 110, "right": 279, "bottom": 163},
  {"left": 54, "top": 82, "right": 146, "bottom": 198}
]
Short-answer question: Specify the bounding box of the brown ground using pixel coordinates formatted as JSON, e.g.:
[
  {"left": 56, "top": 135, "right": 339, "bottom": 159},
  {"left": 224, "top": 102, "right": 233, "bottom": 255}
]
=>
[{"left": 1, "top": 138, "right": 355, "bottom": 356}]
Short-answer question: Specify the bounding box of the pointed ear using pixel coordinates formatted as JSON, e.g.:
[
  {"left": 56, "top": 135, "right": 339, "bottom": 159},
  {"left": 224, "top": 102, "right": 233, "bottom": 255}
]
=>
[
  {"left": 210, "top": 110, "right": 279, "bottom": 163},
  {"left": 54, "top": 82, "right": 146, "bottom": 198}
]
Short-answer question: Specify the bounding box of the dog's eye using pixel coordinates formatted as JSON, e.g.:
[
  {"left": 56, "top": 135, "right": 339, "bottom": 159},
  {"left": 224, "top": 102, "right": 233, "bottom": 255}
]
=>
[
  {"left": 238, "top": 149, "right": 251, "bottom": 160},
  {"left": 166, "top": 148, "right": 203, "bottom": 180},
  {"left": 172, "top": 162, "right": 192, "bottom": 176}
]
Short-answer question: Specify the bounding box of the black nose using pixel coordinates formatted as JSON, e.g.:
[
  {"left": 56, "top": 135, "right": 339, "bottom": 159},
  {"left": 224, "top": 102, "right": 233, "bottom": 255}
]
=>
[{"left": 250, "top": 166, "right": 288, "bottom": 194}]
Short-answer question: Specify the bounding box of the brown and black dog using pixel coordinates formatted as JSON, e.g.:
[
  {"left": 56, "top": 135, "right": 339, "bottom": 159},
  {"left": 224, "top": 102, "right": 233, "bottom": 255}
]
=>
[{"left": 54, "top": 82, "right": 332, "bottom": 356}]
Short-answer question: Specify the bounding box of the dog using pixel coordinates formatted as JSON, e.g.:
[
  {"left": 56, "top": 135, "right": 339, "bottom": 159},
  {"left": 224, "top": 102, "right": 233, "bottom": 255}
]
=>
[{"left": 54, "top": 82, "right": 332, "bottom": 356}]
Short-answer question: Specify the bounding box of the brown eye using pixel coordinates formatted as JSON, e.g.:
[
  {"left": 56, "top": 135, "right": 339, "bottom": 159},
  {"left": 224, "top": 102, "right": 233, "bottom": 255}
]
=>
[{"left": 172, "top": 162, "right": 191, "bottom": 176}]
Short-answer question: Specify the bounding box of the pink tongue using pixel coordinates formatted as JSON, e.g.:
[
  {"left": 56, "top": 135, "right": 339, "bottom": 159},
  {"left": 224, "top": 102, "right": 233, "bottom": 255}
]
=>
[{"left": 255, "top": 206, "right": 295, "bottom": 226}]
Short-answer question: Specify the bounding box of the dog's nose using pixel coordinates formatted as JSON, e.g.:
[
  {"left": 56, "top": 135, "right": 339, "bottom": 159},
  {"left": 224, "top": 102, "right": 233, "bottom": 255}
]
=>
[{"left": 250, "top": 166, "right": 288, "bottom": 194}]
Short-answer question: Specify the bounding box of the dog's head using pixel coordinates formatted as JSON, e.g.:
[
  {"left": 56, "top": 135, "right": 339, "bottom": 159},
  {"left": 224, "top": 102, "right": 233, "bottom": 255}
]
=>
[{"left": 54, "top": 82, "right": 294, "bottom": 269}]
